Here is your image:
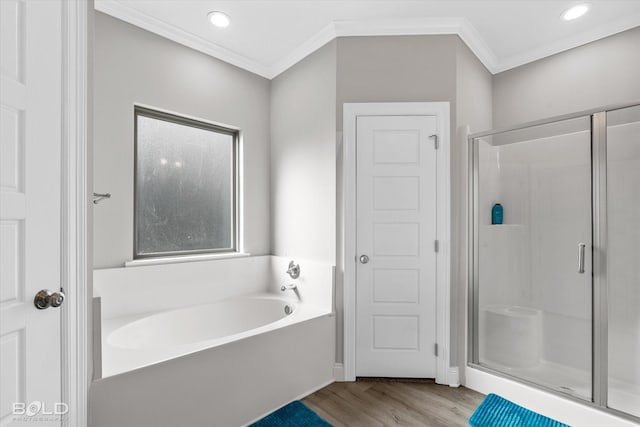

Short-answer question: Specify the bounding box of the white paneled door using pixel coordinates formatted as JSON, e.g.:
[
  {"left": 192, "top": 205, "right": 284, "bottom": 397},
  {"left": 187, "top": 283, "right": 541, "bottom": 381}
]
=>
[
  {"left": 355, "top": 116, "right": 438, "bottom": 377},
  {"left": 1, "top": 1, "right": 63, "bottom": 425}
]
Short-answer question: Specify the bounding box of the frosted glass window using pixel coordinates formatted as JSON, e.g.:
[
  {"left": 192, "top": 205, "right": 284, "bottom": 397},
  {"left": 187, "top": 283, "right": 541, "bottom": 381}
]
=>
[{"left": 134, "top": 108, "right": 237, "bottom": 258}]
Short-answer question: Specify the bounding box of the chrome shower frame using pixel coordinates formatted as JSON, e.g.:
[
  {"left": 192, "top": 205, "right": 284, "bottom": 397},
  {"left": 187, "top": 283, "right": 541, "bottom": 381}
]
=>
[{"left": 467, "top": 100, "right": 640, "bottom": 422}]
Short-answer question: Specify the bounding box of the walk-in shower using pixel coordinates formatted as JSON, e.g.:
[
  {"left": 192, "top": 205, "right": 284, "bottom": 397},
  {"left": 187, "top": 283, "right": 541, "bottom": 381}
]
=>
[{"left": 468, "top": 102, "right": 640, "bottom": 420}]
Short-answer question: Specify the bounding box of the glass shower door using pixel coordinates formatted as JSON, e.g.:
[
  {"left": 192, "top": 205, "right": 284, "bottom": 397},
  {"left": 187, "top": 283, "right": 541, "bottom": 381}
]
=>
[
  {"left": 473, "top": 115, "right": 593, "bottom": 401},
  {"left": 606, "top": 105, "right": 640, "bottom": 417}
]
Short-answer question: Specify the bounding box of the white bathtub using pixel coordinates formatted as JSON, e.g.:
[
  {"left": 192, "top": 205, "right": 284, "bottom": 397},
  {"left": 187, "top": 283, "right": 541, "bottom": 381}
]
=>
[
  {"left": 101, "top": 293, "right": 327, "bottom": 378},
  {"left": 90, "top": 256, "right": 336, "bottom": 427},
  {"left": 109, "top": 295, "right": 294, "bottom": 349}
]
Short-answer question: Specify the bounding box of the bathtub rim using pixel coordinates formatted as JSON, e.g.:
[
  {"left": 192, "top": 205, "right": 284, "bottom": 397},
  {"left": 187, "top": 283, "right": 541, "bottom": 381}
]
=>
[
  {"left": 98, "top": 292, "right": 333, "bottom": 379},
  {"left": 106, "top": 294, "right": 298, "bottom": 350}
]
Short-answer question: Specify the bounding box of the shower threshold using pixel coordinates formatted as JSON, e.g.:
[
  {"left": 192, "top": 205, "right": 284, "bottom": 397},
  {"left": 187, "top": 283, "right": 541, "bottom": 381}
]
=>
[
  {"left": 479, "top": 359, "right": 640, "bottom": 417},
  {"left": 480, "top": 359, "right": 591, "bottom": 400}
]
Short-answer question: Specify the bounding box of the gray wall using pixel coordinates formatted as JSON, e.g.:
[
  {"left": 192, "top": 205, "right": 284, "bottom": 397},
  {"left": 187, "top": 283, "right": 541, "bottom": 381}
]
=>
[
  {"left": 93, "top": 12, "right": 271, "bottom": 267},
  {"left": 493, "top": 26, "right": 640, "bottom": 128},
  {"left": 454, "top": 39, "right": 493, "bottom": 378},
  {"left": 333, "top": 35, "right": 494, "bottom": 371},
  {"left": 334, "top": 35, "right": 461, "bottom": 364},
  {"left": 336, "top": 35, "right": 458, "bottom": 129},
  {"left": 270, "top": 41, "right": 337, "bottom": 263},
  {"left": 456, "top": 39, "right": 493, "bottom": 133}
]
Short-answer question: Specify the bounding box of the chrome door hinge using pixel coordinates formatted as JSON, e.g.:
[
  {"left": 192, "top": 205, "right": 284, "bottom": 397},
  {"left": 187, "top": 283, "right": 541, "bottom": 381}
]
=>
[
  {"left": 430, "top": 134, "right": 439, "bottom": 150},
  {"left": 434, "top": 240, "right": 439, "bottom": 253},
  {"left": 434, "top": 343, "right": 438, "bottom": 357}
]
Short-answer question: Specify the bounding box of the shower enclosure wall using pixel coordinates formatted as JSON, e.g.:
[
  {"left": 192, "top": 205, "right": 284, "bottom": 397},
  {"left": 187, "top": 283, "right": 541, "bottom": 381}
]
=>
[{"left": 469, "top": 102, "right": 640, "bottom": 420}]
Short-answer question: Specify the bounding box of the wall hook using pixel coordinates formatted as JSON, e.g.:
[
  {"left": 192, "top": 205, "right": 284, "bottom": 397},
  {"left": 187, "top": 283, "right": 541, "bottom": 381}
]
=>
[{"left": 93, "top": 192, "right": 111, "bottom": 204}]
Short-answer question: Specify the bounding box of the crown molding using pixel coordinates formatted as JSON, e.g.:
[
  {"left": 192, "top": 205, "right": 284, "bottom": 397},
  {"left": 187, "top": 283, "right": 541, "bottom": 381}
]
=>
[
  {"left": 266, "top": 22, "right": 338, "bottom": 79},
  {"left": 455, "top": 18, "right": 499, "bottom": 74},
  {"left": 338, "top": 18, "right": 499, "bottom": 75},
  {"left": 95, "top": 0, "right": 639, "bottom": 80},
  {"left": 493, "top": 14, "right": 640, "bottom": 73},
  {"left": 268, "top": 17, "right": 498, "bottom": 78},
  {"left": 95, "top": 1, "right": 500, "bottom": 79},
  {"left": 333, "top": 16, "right": 465, "bottom": 37},
  {"left": 94, "top": 0, "right": 272, "bottom": 78}
]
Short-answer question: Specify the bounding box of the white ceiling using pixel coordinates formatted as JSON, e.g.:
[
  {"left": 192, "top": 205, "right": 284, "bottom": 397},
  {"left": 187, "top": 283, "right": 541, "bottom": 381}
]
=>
[{"left": 95, "top": 0, "right": 640, "bottom": 79}]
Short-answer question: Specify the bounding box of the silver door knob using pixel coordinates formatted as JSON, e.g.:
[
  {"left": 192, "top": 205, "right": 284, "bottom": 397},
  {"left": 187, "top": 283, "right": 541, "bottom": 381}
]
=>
[
  {"left": 34, "top": 289, "right": 65, "bottom": 310},
  {"left": 359, "top": 254, "right": 370, "bottom": 264}
]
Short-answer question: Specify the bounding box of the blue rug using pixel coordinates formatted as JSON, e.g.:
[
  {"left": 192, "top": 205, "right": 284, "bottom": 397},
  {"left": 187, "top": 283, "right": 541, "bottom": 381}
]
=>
[
  {"left": 470, "top": 394, "right": 570, "bottom": 427},
  {"left": 250, "top": 401, "right": 332, "bottom": 427}
]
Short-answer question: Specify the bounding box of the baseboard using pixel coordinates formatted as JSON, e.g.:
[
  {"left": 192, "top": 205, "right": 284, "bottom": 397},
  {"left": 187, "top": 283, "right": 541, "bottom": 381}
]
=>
[
  {"left": 333, "top": 363, "right": 345, "bottom": 381},
  {"left": 448, "top": 367, "right": 460, "bottom": 387}
]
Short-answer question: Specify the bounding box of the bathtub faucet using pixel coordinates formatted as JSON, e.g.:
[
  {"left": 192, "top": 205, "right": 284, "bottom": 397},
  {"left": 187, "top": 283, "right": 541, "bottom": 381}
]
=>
[{"left": 281, "top": 284, "right": 297, "bottom": 292}]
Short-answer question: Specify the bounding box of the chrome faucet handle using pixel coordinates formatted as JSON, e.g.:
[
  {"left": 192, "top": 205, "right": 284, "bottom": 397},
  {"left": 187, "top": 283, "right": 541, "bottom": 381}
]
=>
[
  {"left": 281, "top": 284, "right": 297, "bottom": 292},
  {"left": 286, "top": 260, "right": 300, "bottom": 279}
]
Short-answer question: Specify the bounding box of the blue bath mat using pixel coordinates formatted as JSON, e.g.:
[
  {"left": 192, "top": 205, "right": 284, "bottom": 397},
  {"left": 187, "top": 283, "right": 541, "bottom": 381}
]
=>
[
  {"left": 470, "top": 394, "right": 570, "bottom": 427},
  {"left": 250, "top": 401, "right": 332, "bottom": 427}
]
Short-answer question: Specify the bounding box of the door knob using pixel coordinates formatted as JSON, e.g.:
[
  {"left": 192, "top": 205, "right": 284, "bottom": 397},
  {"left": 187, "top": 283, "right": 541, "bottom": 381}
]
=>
[
  {"left": 359, "top": 254, "right": 370, "bottom": 264},
  {"left": 34, "top": 289, "right": 65, "bottom": 310}
]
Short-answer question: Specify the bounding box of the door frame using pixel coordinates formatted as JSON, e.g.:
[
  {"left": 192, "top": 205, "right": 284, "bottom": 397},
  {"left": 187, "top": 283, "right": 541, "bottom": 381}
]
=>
[
  {"left": 60, "top": 1, "right": 90, "bottom": 426},
  {"left": 342, "top": 102, "right": 453, "bottom": 384}
]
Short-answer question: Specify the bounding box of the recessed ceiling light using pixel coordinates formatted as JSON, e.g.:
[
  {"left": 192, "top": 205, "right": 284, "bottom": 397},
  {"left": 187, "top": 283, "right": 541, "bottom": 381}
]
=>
[
  {"left": 562, "top": 4, "right": 590, "bottom": 21},
  {"left": 208, "top": 11, "right": 230, "bottom": 28}
]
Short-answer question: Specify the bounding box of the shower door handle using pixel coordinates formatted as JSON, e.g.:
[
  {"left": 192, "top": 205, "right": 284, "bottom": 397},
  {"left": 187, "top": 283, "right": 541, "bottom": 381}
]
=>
[{"left": 577, "top": 243, "right": 586, "bottom": 274}]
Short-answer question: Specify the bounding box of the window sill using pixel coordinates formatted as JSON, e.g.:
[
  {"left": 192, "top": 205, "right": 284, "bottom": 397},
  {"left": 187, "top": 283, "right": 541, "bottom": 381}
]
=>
[{"left": 124, "top": 252, "right": 251, "bottom": 268}]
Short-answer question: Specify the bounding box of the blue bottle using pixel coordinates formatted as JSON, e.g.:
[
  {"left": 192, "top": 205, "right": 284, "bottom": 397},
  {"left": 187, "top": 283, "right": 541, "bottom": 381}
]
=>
[{"left": 492, "top": 203, "right": 503, "bottom": 225}]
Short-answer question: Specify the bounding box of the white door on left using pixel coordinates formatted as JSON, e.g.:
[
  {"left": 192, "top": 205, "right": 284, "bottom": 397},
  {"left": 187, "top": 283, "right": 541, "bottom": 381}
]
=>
[{"left": 1, "top": 1, "right": 63, "bottom": 425}]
